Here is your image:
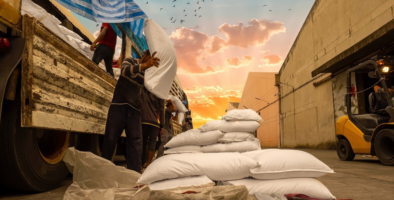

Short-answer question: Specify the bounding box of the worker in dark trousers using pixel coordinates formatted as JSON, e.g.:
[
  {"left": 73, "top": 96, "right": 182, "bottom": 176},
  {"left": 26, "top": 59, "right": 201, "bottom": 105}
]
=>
[
  {"left": 140, "top": 87, "right": 165, "bottom": 168},
  {"left": 101, "top": 50, "right": 160, "bottom": 173},
  {"left": 157, "top": 100, "right": 178, "bottom": 158},
  {"left": 90, "top": 23, "right": 117, "bottom": 77}
]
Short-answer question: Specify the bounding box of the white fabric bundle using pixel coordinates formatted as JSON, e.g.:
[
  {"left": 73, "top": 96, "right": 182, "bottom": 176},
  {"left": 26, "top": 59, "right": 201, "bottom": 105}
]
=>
[
  {"left": 202, "top": 139, "right": 261, "bottom": 153},
  {"left": 144, "top": 19, "right": 177, "bottom": 99},
  {"left": 223, "top": 109, "right": 262, "bottom": 122},
  {"left": 228, "top": 178, "right": 336, "bottom": 200},
  {"left": 199, "top": 120, "right": 260, "bottom": 133},
  {"left": 138, "top": 153, "right": 260, "bottom": 184},
  {"left": 164, "top": 130, "right": 223, "bottom": 148},
  {"left": 169, "top": 95, "right": 188, "bottom": 113},
  {"left": 241, "top": 149, "right": 280, "bottom": 159},
  {"left": 250, "top": 150, "right": 334, "bottom": 180},
  {"left": 148, "top": 175, "right": 214, "bottom": 191},
  {"left": 164, "top": 145, "right": 202, "bottom": 155},
  {"left": 178, "top": 112, "right": 185, "bottom": 124},
  {"left": 59, "top": 25, "right": 83, "bottom": 40},
  {"left": 218, "top": 132, "right": 255, "bottom": 143}
]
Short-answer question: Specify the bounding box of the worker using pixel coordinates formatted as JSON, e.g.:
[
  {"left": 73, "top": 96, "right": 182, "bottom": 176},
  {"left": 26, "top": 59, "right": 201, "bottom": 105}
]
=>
[
  {"left": 157, "top": 100, "right": 177, "bottom": 159},
  {"left": 140, "top": 87, "right": 165, "bottom": 169},
  {"left": 90, "top": 23, "right": 117, "bottom": 77},
  {"left": 372, "top": 85, "right": 394, "bottom": 112},
  {"left": 101, "top": 50, "right": 160, "bottom": 173}
]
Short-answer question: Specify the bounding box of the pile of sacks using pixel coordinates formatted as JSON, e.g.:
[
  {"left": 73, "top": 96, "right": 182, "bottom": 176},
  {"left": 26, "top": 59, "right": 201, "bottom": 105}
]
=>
[
  {"left": 164, "top": 109, "right": 262, "bottom": 154},
  {"left": 139, "top": 149, "right": 336, "bottom": 199}
]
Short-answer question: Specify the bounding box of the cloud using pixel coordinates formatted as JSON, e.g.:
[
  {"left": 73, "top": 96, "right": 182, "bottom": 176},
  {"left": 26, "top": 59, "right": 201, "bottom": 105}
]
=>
[
  {"left": 185, "top": 85, "right": 242, "bottom": 99},
  {"left": 226, "top": 56, "right": 254, "bottom": 68},
  {"left": 170, "top": 27, "right": 224, "bottom": 74},
  {"left": 219, "top": 19, "right": 286, "bottom": 49},
  {"left": 259, "top": 54, "right": 283, "bottom": 67},
  {"left": 170, "top": 19, "right": 285, "bottom": 74},
  {"left": 193, "top": 25, "right": 200, "bottom": 29}
]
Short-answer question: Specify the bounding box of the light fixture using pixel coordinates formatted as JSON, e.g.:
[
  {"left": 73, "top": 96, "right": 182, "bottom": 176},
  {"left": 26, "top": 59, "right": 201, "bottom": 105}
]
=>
[
  {"left": 382, "top": 66, "right": 390, "bottom": 73},
  {"left": 378, "top": 59, "right": 385, "bottom": 66}
]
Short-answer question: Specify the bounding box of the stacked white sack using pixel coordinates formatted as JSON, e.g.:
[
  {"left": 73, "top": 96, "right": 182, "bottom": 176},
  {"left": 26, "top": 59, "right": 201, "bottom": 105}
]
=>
[
  {"left": 139, "top": 152, "right": 260, "bottom": 192},
  {"left": 221, "top": 149, "right": 336, "bottom": 199}
]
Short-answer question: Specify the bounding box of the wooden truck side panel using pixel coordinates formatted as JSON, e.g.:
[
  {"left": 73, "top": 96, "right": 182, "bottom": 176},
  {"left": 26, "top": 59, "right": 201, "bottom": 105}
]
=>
[
  {"left": 21, "top": 16, "right": 116, "bottom": 134},
  {"left": 0, "top": 0, "right": 22, "bottom": 29}
]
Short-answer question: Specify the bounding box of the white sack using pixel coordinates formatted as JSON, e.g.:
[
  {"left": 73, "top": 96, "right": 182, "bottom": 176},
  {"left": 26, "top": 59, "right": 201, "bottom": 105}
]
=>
[
  {"left": 199, "top": 120, "right": 260, "bottom": 133},
  {"left": 223, "top": 109, "right": 262, "bottom": 122},
  {"left": 59, "top": 25, "right": 83, "bottom": 40},
  {"left": 165, "top": 129, "right": 222, "bottom": 148},
  {"left": 218, "top": 132, "right": 255, "bottom": 143},
  {"left": 144, "top": 19, "right": 177, "bottom": 99},
  {"left": 178, "top": 112, "right": 185, "bottom": 124},
  {"left": 164, "top": 145, "right": 202, "bottom": 155},
  {"left": 148, "top": 175, "right": 214, "bottom": 191},
  {"left": 241, "top": 149, "right": 280, "bottom": 159},
  {"left": 138, "top": 153, "right": 260, "bottom": 184},
  {"left": 228, "top": 178, "right": 336, "bottom": 200},
  {"left": 62, "top": 147, "right": 143, "bottom": 200},
  {"left": 169, "top": 95, "right": 188, "bottom": 113},
  {"left": 202, "top": 139, "right": 261, "bottom": 153},
  {"left": 250, "top": 150, "right": 334, "bottom": 180}
]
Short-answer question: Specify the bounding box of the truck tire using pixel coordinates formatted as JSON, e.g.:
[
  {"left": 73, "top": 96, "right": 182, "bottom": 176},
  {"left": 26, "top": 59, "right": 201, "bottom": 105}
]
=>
[
  {"left": 374, "top": 129, "right": 394, "bottom": 166},
  {"left": 337, "top": 139, "right": 355, "bottom": 161},
  {"left": 0, "top": 93, "right": 73, "bottom": 192},
  {"left": 77, "top": 133, "right": 117, "bottom": 162}
]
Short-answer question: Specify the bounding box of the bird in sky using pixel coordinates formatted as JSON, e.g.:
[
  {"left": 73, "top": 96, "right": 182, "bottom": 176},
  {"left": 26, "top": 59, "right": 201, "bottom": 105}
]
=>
[
  {"left": 185, "top": 14, "right": 187, "bottom": 16},
  {"left": 269, "top": 10, "right": 272, "bottom": 11},
  {"left": 199, "top": 15, "right": 202, "bottom": 18},
  {"left": 170, "top": 17, "right": 173, "bottom": 20},
  {"left": 187, "top": 2, "right": 190, "bottom": 4},
  {"left": 289, "top": 9, "right": 292, "bottom": 11},
  {"left": 160, "top": 8, "right": 163, "bottom": 10},
  {"left": 263, "top": 5, "right": 267, "bottom": 7},
  {"left": 172, "top": 0, "right": 176, "bottom": 2},
  {"left": 96, "top": 24, "right": 99, "bottom": 27},
  {"left": 184, "top": 9, "right": 186, "bottom": 12},
  {"left": 198, "top": 7, "right": 201, "bottom": 10},
  {"left": 180, "top": 20, "right": 185, "bottom": 24},
  {"left": 173, "top": 5, "right": 175, "bottom": 7},
  {"left": 146, "top": 1, "right": 148, "bottom": 4}
]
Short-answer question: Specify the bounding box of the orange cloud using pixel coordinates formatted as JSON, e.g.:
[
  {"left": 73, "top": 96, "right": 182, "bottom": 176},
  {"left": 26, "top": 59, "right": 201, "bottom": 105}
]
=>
[
  {"left": 170, "top": 28, "right": 224, "bottom": 74},
  {"left": 227, "top": 56, "right": 254, "bottom": 68},
  {"left": 219, "top": 19, "right": 286, "bottom": 49},
  {"left": 170, "top": 19, "right": 285, "bottom": 74},
  {"left": 185, "top": 85, "right": 241, "bottom": 128},
  {"left": 260, "top": 54, "right": 283, "bottom": 67}
]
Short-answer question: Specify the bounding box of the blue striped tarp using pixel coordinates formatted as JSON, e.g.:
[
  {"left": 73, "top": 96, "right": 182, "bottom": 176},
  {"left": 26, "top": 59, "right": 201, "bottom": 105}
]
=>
[{"left": 55, "top": 0, "right": 147, "bottom": 37}]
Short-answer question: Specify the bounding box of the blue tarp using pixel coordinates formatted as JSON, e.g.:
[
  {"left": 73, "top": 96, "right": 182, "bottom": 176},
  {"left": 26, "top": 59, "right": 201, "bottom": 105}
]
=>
[
  {"left": 110, "top": 23, "right": 149, "bottom": 58},
  {"left": 55, "top": 0, "right": 147, "bottom": 37}
]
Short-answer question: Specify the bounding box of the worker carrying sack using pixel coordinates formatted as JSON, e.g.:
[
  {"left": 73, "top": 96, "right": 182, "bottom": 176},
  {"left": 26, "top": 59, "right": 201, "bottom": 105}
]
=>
[
  {"left": 223, "top": 109, "right": 262, "bottom": 122},
  {"left": 144, "top": 19, "right": 177, "bottom": 100}
]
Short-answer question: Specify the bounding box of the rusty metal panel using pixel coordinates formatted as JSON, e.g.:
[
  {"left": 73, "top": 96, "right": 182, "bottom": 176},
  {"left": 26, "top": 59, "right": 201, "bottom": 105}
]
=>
[{"left": 21, "top": 16, "right": 116, "bottom": 135}]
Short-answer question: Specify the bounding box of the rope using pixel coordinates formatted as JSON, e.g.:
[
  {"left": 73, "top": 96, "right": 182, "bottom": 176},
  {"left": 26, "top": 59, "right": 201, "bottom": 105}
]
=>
[{"left": 346, "top": 78, "right": 383, "bottom": 95}]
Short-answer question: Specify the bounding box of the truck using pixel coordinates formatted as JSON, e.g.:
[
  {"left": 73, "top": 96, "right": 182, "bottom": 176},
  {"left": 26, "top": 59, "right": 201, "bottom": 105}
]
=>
[{"left": 0, "top": 0, "right": 187, "bottom": 192}]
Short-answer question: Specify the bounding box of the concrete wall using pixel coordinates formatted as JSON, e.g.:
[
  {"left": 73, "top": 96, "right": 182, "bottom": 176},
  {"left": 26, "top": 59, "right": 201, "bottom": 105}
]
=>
[
  {"left": 239, "top": 72, "right": 279, "bottom": 147},
  {"left": 332, "top": 72, "right": 359, "bottom": 122},
  {"left": 279, "top": 0, "right": 394, "bottom": 149}
]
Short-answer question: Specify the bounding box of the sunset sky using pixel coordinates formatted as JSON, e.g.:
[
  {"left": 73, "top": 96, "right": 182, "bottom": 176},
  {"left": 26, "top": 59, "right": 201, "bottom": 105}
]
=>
[{"left": 73, "top": 0, "right": 315, "bottom": 128}]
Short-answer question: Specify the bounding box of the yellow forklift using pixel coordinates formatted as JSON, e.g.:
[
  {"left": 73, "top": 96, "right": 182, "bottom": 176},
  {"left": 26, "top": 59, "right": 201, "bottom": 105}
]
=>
[{"left": 336, "top": 56, "right": 394, "bottom": 166}]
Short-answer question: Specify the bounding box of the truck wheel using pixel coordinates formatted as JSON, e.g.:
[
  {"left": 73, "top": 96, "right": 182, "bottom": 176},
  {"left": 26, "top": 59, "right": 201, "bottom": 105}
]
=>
[
  {"left": 0, "top": 96, "right": 73, "bottom": 192},
  {"left": 374, "top": 129, "right": 394, "bottom": 166},
  {"left": 337, "top": 139, "right": 355, "bottom": 161},
  {"left": 77, "top": 133, "right": 117, "bottom": 162}
]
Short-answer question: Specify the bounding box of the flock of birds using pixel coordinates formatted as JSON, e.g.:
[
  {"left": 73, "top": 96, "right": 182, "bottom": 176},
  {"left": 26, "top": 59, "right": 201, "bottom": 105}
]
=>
[{"left": 144, "top": 0, "right": 293, "bottom": 25}]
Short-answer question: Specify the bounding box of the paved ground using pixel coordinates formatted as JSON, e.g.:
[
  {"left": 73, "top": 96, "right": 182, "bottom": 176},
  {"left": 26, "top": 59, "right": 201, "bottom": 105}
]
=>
[{"left": 0, "top": 149, "right": 393, "bottom": 200}]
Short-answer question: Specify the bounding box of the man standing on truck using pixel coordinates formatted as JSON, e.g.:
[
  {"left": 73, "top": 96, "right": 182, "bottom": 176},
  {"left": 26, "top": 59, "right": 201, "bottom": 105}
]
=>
[
  {"left": 157, "top": 100, "right": 177, "bottom": 159},
  {"left": 90, "top": 23, "right": 117, "bottom": 77},
  {"left": 140, "top": 87, "right": 165, "bottom": 169},
  {"left": 101, "top": 50, "right": 160, "bottom": 173}
]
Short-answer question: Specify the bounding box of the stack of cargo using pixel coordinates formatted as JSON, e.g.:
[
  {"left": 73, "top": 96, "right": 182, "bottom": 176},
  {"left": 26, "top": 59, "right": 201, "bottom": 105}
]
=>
[
  {"left": 139, "top": 109, "right": 336, "bottom": 199},
  {"left": 163, "top": 109, "right": 262, "bottom": 154}
]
